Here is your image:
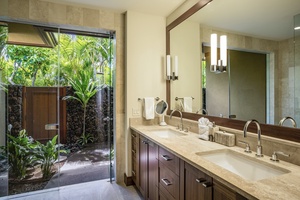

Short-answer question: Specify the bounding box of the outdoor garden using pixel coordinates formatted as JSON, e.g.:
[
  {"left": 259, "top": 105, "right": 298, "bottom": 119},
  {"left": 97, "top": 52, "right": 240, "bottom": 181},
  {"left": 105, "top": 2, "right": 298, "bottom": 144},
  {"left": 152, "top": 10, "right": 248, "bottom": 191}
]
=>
[{"left": 0, "top": 25, "right": 115, "bottom": 195}]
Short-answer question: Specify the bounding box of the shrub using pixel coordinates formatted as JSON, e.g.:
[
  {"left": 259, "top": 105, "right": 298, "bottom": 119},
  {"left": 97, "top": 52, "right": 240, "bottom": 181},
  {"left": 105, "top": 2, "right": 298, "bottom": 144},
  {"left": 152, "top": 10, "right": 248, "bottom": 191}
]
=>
[
  {"left": 35, "top": 135, "right": 66, "bottom": 179},
  {"left": 6, "top": 130, "right": 38, "bottom": 179}
]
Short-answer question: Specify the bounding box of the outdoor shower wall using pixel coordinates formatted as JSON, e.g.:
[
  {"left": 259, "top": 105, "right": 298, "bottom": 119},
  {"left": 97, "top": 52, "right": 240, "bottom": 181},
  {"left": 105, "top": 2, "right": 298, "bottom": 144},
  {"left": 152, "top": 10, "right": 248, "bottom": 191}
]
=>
[{"left": 66, "top": 86, "right": 114, "bottom": 144}]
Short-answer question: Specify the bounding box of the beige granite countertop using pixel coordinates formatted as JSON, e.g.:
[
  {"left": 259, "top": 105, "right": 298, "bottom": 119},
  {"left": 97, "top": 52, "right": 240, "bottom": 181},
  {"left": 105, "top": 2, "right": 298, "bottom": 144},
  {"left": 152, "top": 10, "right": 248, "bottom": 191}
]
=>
[{"left": 130, "top": 124, "right": 300, "bottom": 200}]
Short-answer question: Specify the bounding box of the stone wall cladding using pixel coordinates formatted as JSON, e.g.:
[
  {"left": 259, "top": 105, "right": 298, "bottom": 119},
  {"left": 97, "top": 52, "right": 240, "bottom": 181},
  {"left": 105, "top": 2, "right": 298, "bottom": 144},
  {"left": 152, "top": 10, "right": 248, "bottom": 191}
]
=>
[
  {"left": 7, "top": 85, "right": 23, "bottom": 136},
  {"left": 66, "top": 85, "right": 114, "bottom": 144}
]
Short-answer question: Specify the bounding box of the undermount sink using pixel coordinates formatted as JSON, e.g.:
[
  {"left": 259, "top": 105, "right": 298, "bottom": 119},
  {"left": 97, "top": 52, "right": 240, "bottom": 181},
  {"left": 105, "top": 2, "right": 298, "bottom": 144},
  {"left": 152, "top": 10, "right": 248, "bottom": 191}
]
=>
[
  {"left": 149, "top": 128, "right": 187, "bottom": 138},
  {"left": 196, "top": 149, "right": 290, "bottom": 181}
]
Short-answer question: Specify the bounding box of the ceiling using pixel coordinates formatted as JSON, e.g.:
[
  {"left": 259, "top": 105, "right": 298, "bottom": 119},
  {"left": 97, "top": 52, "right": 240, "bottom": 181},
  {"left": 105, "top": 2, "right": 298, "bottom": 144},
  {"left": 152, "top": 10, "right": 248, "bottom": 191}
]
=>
[
  {"left": 43, "top": 0, "right": 186, "bottom": 17},
  {"left": 43, "top": 0, "right": 300, "bottom": 41}
]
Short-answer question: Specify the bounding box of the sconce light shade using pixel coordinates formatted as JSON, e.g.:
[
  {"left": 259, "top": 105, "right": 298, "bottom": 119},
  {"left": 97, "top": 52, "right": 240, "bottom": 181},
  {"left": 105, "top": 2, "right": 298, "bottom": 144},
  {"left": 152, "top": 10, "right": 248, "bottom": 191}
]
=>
[
  {"left": 220, "top": 35, "right": 227, "bottom": 66},
  {"left": 166, "top": 55, "right": 178, "bottom": 81},
  {"left": 295, "top": 14, "right": 300, "bottom": 30},
  {"left": 166, "top": 55, "right": 171, "bottom": 76},
  {"left": 210, "top": 33, "right": 227, "bottom": 73},
  {"left": 210, "top": 33, "right": 217, "bottom": 67},
  {"left": 174, "top": 56, "right": 178, "bottom": 76}
]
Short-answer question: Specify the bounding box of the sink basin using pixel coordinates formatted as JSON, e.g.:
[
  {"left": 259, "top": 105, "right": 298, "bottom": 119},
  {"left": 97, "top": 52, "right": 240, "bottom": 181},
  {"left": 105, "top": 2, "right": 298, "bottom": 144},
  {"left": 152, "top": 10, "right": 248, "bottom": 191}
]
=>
[
  {"left": 150, "top": 129, "right": 187, "bottom": 138},
  {"left": 196, "top": 149, "right": 290, "bottom": 181}
]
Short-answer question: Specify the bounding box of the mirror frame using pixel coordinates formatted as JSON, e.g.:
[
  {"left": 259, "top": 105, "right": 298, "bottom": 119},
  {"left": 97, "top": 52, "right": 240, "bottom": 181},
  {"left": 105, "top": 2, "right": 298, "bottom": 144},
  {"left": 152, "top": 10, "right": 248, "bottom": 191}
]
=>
[{"left": 166, "top": 0, "right": 300, "bottom": 143}]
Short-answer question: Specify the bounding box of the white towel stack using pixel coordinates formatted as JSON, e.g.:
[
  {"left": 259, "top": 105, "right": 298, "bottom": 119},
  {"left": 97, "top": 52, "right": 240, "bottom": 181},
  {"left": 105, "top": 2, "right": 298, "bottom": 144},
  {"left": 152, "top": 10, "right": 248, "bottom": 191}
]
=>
[
  {"left": 183, "top": 97, "right": 193, "bottom": 112},
  {"left": 143, "top": 97, "right": 155, "bottom": 120},
  {"left": 198, "top": 117, "right": 213, "bottom": 141}
]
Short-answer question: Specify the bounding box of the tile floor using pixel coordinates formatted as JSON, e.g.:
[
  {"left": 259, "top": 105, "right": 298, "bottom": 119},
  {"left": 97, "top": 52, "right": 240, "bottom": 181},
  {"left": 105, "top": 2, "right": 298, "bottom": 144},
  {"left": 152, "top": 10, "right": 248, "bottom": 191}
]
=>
[{"left": 1, "top": 179, "right": 142, "bottom": 200}]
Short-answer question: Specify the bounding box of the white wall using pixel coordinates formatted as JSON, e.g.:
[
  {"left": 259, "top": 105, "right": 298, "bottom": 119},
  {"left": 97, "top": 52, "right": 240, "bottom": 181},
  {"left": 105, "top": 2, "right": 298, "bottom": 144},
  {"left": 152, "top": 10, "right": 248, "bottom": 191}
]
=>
[{"left": 125, "top": 11, "right": 166, "bottom": 175}]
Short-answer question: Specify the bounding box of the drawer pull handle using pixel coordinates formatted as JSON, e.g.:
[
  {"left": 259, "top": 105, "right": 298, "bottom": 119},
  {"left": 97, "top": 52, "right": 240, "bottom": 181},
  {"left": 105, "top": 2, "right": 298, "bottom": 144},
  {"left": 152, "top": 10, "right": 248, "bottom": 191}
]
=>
[
  {"left": 196, "top": 178, "right": 206, "bottom": 183},
  {"left": 132, "top": 149, "right": 136, "bottom": 154},
  {"left": 161, "top": 155, "right": 172, "bottom": 161},
  {"left": 202, "top": 181, "right": 213, "bottom": 188},
  {"left": 131, "top": 134, "right": 136, "bottom": 138},
  {"left": 161, "top": 178, "right": 172, "bottom": 186},
  {"left": 132, "top": 170, "right": 136, "bottom": 176}
]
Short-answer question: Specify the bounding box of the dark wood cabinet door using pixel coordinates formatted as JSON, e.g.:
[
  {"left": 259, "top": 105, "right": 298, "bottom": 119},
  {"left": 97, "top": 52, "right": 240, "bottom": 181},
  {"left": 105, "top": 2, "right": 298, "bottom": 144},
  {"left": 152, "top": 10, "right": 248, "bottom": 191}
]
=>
[
  {"left": 184, "top": 162, "right": 212, "bottom": 200},
  {"left": 131, "top": 131, "right": 139, "bottom": 187},
  {"left": 148, "top": 140, "right": 158, "bottom": 200},
  {"left": 139, "top": 136, "right": 148, "bottom": 197},
  {"left": 213, "top": 180, "right": 247, "bottom": 200}
]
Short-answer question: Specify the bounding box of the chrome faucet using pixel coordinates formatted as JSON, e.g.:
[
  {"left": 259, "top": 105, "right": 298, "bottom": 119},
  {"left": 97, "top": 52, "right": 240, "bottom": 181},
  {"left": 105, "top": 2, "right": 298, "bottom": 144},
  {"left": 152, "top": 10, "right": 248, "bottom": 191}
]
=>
[
  {"left": 279, "top": 116, "right": 297, "bottom": 128},
  {"left": 243, "top": 119, "right": 263, "bottom": 157},
  {"left": 170, "top": 109, "right": 183, "bottom": 131},
  {"left": 196, "top": 108, "right": 208, "bottom": 115}
]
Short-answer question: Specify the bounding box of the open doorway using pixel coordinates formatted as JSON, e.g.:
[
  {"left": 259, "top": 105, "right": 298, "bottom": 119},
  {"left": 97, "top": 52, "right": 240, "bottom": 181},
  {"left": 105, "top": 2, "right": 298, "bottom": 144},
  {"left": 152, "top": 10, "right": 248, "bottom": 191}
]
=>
[{"left": 0, "top": 21, "right": 115, "bottom": 196}]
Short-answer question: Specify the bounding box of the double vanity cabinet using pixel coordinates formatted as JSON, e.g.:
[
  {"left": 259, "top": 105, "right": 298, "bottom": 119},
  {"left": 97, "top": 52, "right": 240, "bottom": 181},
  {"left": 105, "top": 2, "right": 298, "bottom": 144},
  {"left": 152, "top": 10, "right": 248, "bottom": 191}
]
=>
[{"left": 131, "top": 129, "right": 247, "bottom": 200}]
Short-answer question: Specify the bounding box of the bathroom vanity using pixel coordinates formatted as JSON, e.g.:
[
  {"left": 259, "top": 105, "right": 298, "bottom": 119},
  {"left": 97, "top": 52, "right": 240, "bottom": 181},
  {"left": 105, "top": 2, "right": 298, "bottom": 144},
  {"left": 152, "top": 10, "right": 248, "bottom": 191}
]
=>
[{"left": 129, "top": 118, "right": 300, "bottom": 200}]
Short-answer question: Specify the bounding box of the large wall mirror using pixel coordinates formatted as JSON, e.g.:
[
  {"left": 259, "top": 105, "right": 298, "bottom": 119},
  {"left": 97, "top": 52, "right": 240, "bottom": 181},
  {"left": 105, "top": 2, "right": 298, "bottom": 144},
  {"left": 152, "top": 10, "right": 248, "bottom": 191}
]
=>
[{"left": 166, "top": 0, "right": 300, "bottom": 142}]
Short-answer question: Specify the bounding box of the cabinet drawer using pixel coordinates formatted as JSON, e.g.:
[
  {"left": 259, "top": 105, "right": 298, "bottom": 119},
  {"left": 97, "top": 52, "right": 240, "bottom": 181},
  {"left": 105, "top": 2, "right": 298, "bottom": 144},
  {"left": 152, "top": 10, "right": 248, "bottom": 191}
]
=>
[
  {"left": 159, "top": 162, "right": 179, "bottom": 199},
  {"left": 159, "top": 147, "right": 180, "bottom": 175},
  {"left": 159, "top": 184, "right": 176, "bottom": 200}
]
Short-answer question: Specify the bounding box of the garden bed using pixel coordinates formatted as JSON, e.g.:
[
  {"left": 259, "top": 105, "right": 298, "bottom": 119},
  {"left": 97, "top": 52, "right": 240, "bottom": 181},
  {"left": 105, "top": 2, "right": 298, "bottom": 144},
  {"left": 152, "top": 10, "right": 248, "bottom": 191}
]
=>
[{"left": 9, "top": 161, "right": 65, "bottom": 195}]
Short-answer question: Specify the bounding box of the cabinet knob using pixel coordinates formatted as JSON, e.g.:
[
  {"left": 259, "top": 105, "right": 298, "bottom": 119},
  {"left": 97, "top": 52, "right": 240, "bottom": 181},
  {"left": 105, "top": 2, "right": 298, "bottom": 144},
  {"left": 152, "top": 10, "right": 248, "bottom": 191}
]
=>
[
  {"left": 196, "top": 178, "right": 206, "bottom": 183},
  {"left": 202, "top": 181, "right": 213, "bottom": 188},
  {"left": 161, "top": 178, "right": 172, "bottom": 186},
  {"left": 161, "top": 155, "right": 172, "bottom": 161},
  {"left": 142, "top": 140, "right": 148, "bottom": 144}
]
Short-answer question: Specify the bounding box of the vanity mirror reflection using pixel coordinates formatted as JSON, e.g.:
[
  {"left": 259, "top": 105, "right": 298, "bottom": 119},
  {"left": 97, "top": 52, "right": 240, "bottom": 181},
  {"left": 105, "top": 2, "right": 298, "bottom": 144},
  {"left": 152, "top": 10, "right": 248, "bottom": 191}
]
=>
[{"left": 166, "top": 0, "right": 300, "bottom": 142}]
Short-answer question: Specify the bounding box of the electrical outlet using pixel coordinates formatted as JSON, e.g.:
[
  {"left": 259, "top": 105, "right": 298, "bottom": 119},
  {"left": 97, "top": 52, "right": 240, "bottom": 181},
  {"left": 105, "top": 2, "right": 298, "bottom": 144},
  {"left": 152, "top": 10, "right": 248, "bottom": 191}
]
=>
[{"left": 132, "top": 108, "right": 141, "bottom": 116}]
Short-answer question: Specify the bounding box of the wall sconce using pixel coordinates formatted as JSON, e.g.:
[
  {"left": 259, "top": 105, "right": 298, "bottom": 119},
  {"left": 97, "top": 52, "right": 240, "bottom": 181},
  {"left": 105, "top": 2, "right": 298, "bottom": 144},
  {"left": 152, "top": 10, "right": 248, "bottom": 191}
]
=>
[
  {"left": 294, "top": 13, "right": 300, "bottom": 30},
  {"left": 166, "top": 55, "right": 178, "bottom": 80},
  {"left": 210, "top": 33, "right": 227, "bottom": 73}
]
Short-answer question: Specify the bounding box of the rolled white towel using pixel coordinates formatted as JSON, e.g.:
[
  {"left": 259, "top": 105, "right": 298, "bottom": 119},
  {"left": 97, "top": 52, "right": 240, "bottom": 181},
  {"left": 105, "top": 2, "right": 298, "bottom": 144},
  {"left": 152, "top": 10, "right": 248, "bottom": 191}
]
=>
[{"left": 199, "top": 131, "right": 209, "bottom": 141}]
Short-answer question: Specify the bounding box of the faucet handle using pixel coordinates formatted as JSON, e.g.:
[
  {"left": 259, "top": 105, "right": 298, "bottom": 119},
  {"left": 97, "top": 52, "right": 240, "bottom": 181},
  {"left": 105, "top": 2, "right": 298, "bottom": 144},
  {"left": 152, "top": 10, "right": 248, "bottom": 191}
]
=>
[
  {"left": 183, "top": 126, "right": 191, "bottom": 133},
  {"left": 270, "top": 151, "right": 290, "bottom": 162},
  {"left": 256, "top": 145, "right": 263, "bottom": 157},
  {"left": 238, "top": 141, "right": 252, "bottom": 153}
]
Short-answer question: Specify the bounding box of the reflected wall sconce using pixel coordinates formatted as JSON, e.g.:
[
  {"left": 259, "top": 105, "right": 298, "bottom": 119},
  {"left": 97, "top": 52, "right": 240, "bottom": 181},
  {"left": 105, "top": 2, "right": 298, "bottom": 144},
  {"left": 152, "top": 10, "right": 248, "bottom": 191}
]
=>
[
  {"left": 210, "top": 33, "right": 227, "bottom": 73},
  {"left": 166, "top": 55, "right": 178, "bottom": 81},
  {"left": 294, "top": 13, "right": 300, "bottom": 30}
]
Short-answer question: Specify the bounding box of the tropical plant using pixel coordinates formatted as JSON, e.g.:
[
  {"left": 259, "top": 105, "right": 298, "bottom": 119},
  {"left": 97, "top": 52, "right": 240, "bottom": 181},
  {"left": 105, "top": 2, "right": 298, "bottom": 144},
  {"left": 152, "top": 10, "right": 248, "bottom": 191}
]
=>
[
  {"left": 6, "top": 129, "right": 38, "bottom": 179},
  {"left": 5, "top": 45, "right": 55, "bottom": 86},
  {"left": 76, "top": 133, "right": 94, "bottom": 146},
  {"left": 34, "top": 135, "right": 66, "bottom": 179},
  {"left": 63, "top": 70, "right": 99, "bottom": 146}
]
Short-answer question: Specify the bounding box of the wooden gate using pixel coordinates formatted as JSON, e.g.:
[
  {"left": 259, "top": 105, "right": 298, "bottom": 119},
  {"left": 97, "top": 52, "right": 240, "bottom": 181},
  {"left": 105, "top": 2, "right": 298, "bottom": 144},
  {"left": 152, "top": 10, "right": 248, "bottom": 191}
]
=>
[{"left": 23, "top": 87, "right": 66, "bottom": 143}]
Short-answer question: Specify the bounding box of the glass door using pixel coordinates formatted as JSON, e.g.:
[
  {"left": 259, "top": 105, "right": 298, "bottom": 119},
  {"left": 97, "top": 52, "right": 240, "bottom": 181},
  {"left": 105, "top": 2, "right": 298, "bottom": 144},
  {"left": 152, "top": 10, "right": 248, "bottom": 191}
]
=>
[
  {"left": 0, "top": 22, "right": 116, "bottom": 198},
  {"left": 0, "top": 22, "right": 61, "bottom": 198},
  {"left": 107, "top": 32, "right": 115, "bottom": 182},
  {"left": 0, "top": 23, "right": 8, "bottom": 198}
]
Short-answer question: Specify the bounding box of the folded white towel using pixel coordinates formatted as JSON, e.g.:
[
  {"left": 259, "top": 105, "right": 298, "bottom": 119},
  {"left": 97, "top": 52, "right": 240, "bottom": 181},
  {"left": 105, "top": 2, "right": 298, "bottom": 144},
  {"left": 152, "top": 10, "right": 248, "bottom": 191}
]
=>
[
  {"left": 198, "top": 117, "right": 213, "bottom": 141},
  {"left": 143, "top": 97, "right": 155, "bottom": 120},
  {"left": 199, "top": 132, "right": 209, "bottom": 141},
  {"left": 198, "top": 117, "right": 211, "bottom": 126},
  {"left": 183, "top": 97, "right": 192, "bottom": 112}
]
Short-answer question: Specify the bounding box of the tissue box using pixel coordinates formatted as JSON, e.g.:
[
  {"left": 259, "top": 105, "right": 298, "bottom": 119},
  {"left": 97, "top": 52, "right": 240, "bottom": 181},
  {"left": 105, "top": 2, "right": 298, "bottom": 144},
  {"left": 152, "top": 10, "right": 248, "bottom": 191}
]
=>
[{"left": 214, "top": 131, "right": 235, "bottom": 147}]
